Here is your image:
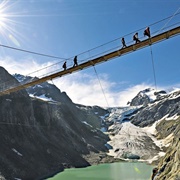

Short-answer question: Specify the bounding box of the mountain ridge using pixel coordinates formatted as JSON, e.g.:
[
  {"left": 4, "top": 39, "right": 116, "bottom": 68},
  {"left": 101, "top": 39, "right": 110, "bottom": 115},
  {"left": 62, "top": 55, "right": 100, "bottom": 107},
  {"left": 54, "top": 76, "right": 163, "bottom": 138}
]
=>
[
  {"left": 0, "top": 67, "right": 110, "bottom": 179},
  {"left": 0, "top": 69, "right": 179, "bottom": 179}
]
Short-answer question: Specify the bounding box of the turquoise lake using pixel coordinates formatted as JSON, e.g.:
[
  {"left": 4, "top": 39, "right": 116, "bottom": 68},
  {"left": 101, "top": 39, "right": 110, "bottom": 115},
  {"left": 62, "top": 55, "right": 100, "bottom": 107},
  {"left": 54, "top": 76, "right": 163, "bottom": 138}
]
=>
[{"left": 47, "top": 162, "right": 153, "bottom": 180}]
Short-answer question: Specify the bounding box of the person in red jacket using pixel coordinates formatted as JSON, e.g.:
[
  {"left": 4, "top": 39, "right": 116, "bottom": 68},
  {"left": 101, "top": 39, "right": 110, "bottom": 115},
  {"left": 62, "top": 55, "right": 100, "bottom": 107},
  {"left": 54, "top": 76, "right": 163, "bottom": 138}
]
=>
[{"left": 144, "top": 27, "right": 151, "bottom": 38}]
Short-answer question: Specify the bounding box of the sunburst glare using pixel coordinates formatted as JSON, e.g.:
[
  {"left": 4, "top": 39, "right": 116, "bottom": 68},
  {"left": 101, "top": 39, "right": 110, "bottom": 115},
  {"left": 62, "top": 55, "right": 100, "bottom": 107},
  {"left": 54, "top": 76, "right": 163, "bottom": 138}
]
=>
[{"left": 0, "top": 0, "right": 24, "bottom": 47}]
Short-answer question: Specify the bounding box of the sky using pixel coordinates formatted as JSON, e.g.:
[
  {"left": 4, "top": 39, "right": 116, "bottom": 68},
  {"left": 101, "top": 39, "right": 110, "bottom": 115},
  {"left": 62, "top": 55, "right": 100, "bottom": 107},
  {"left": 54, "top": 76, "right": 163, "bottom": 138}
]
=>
[{"left": 0, "top": 0, "right": 179, "bottom": 107}]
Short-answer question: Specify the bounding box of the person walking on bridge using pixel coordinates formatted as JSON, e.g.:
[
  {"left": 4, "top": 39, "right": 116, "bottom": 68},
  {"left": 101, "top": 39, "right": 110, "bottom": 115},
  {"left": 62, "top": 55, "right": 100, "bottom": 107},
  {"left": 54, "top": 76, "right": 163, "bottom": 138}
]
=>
[
  {"left": 144, "top": 27, "right": 151, "bottom": 38},
  {"left": 133, "top": 32, "right": 141, "bottom": 44},
  {"left": 121, "top": 37, "right": 127, "bottom": 48},
  {"left": 73, "top": 55, "right": 78, "bottom": 67},
  {"left": 62, "top": 61, "right": 67, "bottom": 70}
]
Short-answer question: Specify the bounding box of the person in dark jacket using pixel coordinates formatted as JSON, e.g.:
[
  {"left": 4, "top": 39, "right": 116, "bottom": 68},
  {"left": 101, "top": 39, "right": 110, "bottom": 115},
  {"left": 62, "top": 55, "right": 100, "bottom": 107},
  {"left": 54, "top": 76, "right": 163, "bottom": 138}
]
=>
[
  {"left": 133, "top": 32, "right": 141, "bottom": 44},
  {"left": 73, "top": 56, "right": 78, "bottom": 67},
  {"left": 62, "top": 61, "right": 67, "bottom": 70},
  {"left": 121, "top": 37, "right": 127, "bottom": 48}
]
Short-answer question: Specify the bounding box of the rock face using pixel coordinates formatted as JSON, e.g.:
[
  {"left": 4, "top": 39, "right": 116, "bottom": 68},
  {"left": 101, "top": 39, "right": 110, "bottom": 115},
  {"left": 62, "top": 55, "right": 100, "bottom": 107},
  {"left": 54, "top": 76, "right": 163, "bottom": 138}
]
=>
[
  {"left": 129, "top": 89, "right": 180, "bottom": 179},
  {"left": 105, "top": 88, "right": 180, "bottom": 173},
  {"left": 130, "top": 90, "right": 151, "bottom": 106},
  {"left": 14, "top": 73, "right": 73, "bottom": 103},
  {"left": 75, "top": 104, "right": 109, "bottom": 129},
  {"left": 155, "top": 138, "right": 180, "bottom": 180},
  {"left": 152, "top": 117, "right": 180, "bottom": 180},
  {"left": 0, "top": 67, "right": 109, "bottom": 180},
  {"left": 131, "top": 90, "right": 180, "bottom": 127},
  {"left": 129, "top": 88, "right": 167, "bottom": 107}
]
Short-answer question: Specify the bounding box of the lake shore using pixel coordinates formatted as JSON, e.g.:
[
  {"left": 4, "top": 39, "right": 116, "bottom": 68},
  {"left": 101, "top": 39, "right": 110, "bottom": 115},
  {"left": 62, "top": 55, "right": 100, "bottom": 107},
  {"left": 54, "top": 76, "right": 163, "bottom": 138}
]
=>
[{"left": 46, "top": 161, "right": 154, "bottom": 180}]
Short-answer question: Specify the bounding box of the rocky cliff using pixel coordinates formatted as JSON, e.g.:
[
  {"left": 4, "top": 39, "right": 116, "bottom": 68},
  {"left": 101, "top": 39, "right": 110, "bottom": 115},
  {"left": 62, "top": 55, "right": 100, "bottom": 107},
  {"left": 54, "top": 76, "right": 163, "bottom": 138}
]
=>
[
  {"left": 0, "top": 67, "right": 109, "bottom": 180},
  {"left": 131, "top": 90, "right": 180, "bottom": 127},
  {"left": 128, "top": 89, "right": 180, "bottom": 179},
  {"left": 152, "top": 117, "right": 180, "bottom": 180}
]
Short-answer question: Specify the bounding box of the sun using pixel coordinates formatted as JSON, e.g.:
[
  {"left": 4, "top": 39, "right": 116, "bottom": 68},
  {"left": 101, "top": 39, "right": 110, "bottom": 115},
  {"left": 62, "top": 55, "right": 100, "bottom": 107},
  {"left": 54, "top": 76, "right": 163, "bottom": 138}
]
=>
[
  {"left": 0, "top": 0, "right": 21, "bottom": 47},
  {"left": 0, "top": 1, "right": 9, "bottom": 32}
]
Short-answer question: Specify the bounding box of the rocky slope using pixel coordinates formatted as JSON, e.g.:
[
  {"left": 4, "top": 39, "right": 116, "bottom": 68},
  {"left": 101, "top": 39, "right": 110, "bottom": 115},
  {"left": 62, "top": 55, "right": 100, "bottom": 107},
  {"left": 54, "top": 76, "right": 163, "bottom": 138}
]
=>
[
  {"left": 105, "top": 88, "right": 180, "bottom": 179},
  {"left": 104, "top": 106, "right": 163, "bottom": 162},
  {"left": 152, "top": 117, "right": 180, "bottom": 180},
  {"left": 0, "top": 67, "right": 110, "bottom": 180},
  {"left": 131, "top": 89, "right": 180, "bottom": 179},
  {"left": 131, "top": 90, "right": 180, "bottom": 127}
]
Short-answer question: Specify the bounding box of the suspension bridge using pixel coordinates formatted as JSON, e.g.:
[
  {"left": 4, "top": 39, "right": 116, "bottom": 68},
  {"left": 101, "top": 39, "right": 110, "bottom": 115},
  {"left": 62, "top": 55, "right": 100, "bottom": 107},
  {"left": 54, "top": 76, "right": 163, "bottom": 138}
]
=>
[{"left": 0, "top": 24, "right": 180, "bottom": 96}]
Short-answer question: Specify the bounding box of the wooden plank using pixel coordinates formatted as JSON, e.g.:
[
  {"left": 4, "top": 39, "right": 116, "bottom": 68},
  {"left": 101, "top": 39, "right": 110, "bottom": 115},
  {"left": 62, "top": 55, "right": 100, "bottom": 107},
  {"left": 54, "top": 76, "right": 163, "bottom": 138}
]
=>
[{"left": 0, "top": 26, "right": 180, "bottom": 96}]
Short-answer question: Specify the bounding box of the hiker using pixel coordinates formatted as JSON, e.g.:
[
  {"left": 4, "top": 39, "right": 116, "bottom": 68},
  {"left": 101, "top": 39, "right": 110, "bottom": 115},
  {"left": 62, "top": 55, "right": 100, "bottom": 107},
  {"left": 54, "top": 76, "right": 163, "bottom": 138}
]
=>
[
  {"left": 144, "top": 27, "right": 151, "bottom": 38},
  {"left": 121, "top": 37, "right": 127, "bottom": 48},
  {"left": 73, "top": 56, "right": 78, "bottom": 67},
  {"left": 133, "top": 32, "right": 141, "bottom": 44},
  {"left": 62, "top": 61, "right": 67, "bottom": 70}
]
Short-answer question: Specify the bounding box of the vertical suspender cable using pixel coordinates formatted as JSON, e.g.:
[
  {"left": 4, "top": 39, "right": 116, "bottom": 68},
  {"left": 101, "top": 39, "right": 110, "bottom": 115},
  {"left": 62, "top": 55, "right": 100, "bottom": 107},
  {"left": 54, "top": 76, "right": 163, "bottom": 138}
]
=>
[
  {"left": 152, "top": 8, "right": 180, "bottom": 91},
  {"left": 93, "top": 66, "right": 110, "bottom": 108},
  {"left": 150, "top": 46, "right": 157, "bottom": 91}
]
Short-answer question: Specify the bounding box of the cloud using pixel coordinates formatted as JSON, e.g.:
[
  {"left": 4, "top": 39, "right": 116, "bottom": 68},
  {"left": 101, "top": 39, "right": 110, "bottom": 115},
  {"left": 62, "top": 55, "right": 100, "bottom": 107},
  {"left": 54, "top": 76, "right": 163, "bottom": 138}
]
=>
[
  {"left": 55, "top": 76, "right": 180, "bottom": 107},
  {"left": 0, "top": 56, "right": 56, "bottom": 76},
  {"left": 53, "top": 72, "right": 155, "bottom": 107}
]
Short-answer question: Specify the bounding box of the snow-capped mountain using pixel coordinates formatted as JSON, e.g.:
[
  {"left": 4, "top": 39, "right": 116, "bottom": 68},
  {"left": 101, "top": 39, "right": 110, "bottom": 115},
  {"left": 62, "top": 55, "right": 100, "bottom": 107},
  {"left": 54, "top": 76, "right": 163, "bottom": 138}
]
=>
[
  {"left": 129, "top": 88, "right": 167, "bottom": 106},
  {"left": 14, "top": 73, "right": 73, "bottom": 103},
  {"left": 131, "top": 89, "right": 180, "bottom": 127},
  {"left": 3, "top": 71, "right": 179, "bottom": 179},
  {"left": 101, "top": 88, "right": 180, "bottom": 179}
]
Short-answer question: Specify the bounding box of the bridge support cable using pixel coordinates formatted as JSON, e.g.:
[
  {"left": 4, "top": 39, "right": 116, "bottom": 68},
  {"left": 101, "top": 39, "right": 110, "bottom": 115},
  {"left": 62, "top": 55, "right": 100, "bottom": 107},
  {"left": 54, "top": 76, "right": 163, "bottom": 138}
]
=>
[
  {"left": 150, "top": 45, "right": 157, "bottom": 91},
  {"left": 93, "top": 66, "right": 110, "bottom": 108},
  {"left": 160, "top": 7, "right": 180, "bottom": 33},
  {"left": 0, "top": 44, "right": 67, "bottom": 60},
  {"left": 0, "top": 26, "right": 179, "bottom": 96}
]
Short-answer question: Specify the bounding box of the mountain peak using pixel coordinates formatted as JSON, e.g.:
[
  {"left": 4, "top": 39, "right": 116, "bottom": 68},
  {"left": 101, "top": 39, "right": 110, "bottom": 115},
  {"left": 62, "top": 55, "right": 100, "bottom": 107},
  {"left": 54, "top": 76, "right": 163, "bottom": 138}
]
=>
[
  {"left": 14, "top": 73, "right": 73, "bottom": 103},
  {"left": 129, "top": 88, "right": 168, "bottom": 106}
]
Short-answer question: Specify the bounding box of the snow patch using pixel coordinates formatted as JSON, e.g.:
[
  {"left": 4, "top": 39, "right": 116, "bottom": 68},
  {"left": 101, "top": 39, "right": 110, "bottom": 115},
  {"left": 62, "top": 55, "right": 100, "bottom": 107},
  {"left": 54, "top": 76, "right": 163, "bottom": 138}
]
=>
[
  {"left": 165, "top": 114, "right": 179, "bottom": 121},
  {"left": 167, "top": 90, "right": 180, "bottom": 100},
  {"left": 158, "top": 133, "right": 174, "bottom": 148},
  {"left": 12, "top": 148, "right": 23, "bottom": 157},
  {"left": 146, "top": 151, "right": 166, "bottom": 164},
  {"left": 145, "top": 89, "right": 157, "bottom": 101},
  {"left": 142, "top": 114, "right": 169, "bottom": 135},
  {"left": 29, "top": 94, "right": 56, "bottom": 102},
  {"left": 82, "top": 121, "right": 92, "bottom": 127},
  {"left": 107, "top": 122, "right": 158, "bottom": 160},
  {"left": 142, "top": 118, "right": 173, "bottom": 149},
  {"left": 33, "top": 84, "right": 43, "bottom": 89}
]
